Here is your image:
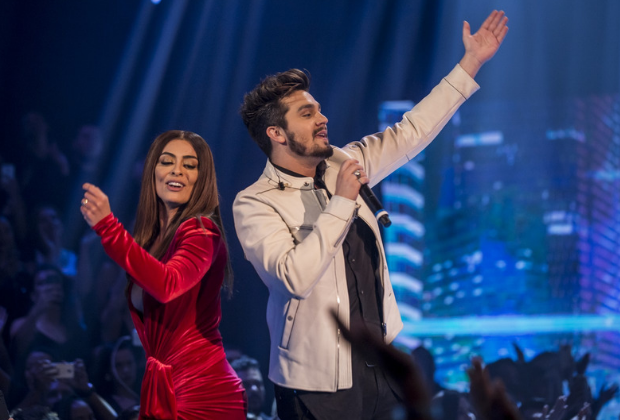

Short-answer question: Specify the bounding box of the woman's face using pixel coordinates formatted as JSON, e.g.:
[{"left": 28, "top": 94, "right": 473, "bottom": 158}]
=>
[
  {"left": 114, "top": 348, "right": 137, "bottom": 388},
  {"left": 37, "top": 207, "right": 62, "bottom": 240},
  {"left": 33, "top": 269, "right": 64, "bottom": 305},
  {"left": 154, "top": 139, "right": 199, "bottom": 216}
]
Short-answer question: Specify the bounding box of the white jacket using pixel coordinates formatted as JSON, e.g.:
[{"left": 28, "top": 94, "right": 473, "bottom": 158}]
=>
[{"left": 233, "top": 64, "right": 479, "bottom": 392}]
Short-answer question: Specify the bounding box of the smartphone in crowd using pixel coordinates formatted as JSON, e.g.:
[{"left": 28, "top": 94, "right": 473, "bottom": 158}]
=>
[{"left": 51, "top": 362, "right": 75, "bottom": 379}]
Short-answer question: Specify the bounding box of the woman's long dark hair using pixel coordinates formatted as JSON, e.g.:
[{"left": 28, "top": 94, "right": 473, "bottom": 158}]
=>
[{"left": 132, "top": 130, "right": 233, "bottom": 293}]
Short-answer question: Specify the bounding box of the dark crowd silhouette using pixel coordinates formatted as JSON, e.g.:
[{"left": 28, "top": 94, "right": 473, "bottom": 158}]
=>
[{"left": 0, "top": 112, "right": 616, "bottom": 419}]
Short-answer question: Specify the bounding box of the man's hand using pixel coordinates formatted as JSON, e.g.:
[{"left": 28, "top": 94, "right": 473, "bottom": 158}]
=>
[
  {"left": 334, "top": 159, "right": 368, "bottom": 201},
  {"left": 80, "top": 183, "right": 112, "bottom": 227},
  {"left": 459, "top": 10, "right": 509, "bottom": 78}
]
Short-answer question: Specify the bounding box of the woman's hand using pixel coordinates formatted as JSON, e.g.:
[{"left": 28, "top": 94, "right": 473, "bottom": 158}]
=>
[{"left": 80, "top": 183, "right": 112, "bottom": 227}]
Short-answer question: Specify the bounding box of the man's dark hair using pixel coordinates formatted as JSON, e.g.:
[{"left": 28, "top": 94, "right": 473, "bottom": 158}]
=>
[
  {"left": 230, "top": 355, "right": 260, "bottom": 373},
  {"left": 239, "top": 69, "right": 310, "bottom": 157}
]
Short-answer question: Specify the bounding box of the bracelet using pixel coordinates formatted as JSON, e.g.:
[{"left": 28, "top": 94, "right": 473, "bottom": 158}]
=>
[{"left": 75, "top": 383, "right": 96, "bottom": 398}]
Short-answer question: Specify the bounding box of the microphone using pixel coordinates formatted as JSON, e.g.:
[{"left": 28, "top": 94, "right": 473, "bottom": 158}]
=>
[{"left": 359, "top": 183, "right": 391, "bottom": 228}]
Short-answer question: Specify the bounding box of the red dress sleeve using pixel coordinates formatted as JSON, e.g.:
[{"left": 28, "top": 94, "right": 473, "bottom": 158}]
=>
[{"left": 93, "top": 213, "right": 220, "bottom": 303}]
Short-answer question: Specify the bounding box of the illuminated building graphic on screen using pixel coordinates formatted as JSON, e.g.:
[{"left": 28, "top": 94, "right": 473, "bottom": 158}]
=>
[
  {"left": 378, "top": 101, "right": 425, "bottom": 349},
  {"left": 380, "top": 95, "right": 620, "bottom": 416}
]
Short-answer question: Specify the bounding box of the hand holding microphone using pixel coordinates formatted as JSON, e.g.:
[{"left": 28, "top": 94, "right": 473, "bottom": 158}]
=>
[
  {"left": 335, "top": 159, "right": 391, "bottom": 227},
  {"left": 334, "top": 160, "right": 368, "bottom": 201}
]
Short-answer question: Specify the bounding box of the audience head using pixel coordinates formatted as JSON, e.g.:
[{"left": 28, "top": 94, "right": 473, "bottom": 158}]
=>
[
  {"left": 72, "top": 125, "right": 102, "bottom": 161},
  {"left": 20, "top": 112, "right": 49, "bottom": 147},
  {"left": 10, "top": 405, "right": 58, "bottom": 420},
  {"left": 23, "top": 348, "right": 56, "bottom": 391},
  {"left": 485, "top": 358, "right": 521, "bottom": 404},
  {"left": 33, "top": 206, "right": 63, "bottom": 250},
  {"left": 51, "top": 395, "right": 94, "bottom": 420},
  {"left": 411, "top": 346, "right": 436, "bottom": 392},
  {"left": 92, "top": 337, "right": 139, "bottom": 399},
  {"left": 431, "top": 390, "right": 475, "bottom": 420},
  {"left": 116, "top": 405, "right": 140, "bottom": 420},
  {"left": 231, "top": 356, "right": 266, "bottom": 415}
]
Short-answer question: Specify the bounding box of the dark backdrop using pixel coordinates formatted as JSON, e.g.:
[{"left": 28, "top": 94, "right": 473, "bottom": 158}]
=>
[{"left": 2, "top": 0, "right": 619, "bottom": 407}]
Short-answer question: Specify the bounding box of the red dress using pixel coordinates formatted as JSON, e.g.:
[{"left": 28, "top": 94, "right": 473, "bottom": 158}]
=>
[{"left": 94, "top": 213, "right": 246, "bottom": 420}]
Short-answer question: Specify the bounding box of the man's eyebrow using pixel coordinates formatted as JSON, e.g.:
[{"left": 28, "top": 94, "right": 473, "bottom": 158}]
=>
[{"left": 297, "top": 103, "right": 318, "bottom": 113}]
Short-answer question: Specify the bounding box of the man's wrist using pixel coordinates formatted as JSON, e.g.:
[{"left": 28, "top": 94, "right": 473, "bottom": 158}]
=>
[{"left": 459, "top": 53, "right": 483, "bottom": 79}]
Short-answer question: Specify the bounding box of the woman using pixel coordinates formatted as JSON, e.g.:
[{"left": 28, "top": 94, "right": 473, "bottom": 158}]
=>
[
  {"left": 91, "top": 336, "right": 141, "bottom": 413},
  {"left": 80, "top": 131, "right": 246, "bottom": 419},
  {"left": 9, "top": 265, "right": 87, "bottom": 364}
]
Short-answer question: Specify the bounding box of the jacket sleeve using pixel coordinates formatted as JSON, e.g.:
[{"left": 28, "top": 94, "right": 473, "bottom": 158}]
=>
[
  {"left": 343, "top": 64, "right": 480, "bottom": 186},
  {"left": 233, "top": 190, "right": 357, "bottom": 299},
  {"left": 92, "top": 213, "right": 219, "bottom": 303}
]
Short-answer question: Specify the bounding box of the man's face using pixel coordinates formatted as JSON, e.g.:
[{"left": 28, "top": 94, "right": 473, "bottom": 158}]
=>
[
  {"left": 238, "top": 367, "right": 265, "bottom": 414},
  {"left": 281, "top": 90, "right": 332, "bottom": 160},
  {"left": 44, "top": 379, "right": 74, "bottom": 406}
]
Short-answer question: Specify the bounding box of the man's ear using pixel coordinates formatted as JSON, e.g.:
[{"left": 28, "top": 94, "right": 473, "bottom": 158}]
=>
[{"left": 266, "top": 126, "right": 286, "bottom": 145}]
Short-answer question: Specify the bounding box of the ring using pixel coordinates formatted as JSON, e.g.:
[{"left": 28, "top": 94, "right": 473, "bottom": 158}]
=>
[
  {"left": 353, "top": 170, "right": 361, "bottom": 179},
  {"left": 81, "top": 198, "right": 88, "bottom": 206}
]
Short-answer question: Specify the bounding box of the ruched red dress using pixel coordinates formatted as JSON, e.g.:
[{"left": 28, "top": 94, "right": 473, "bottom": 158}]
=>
[{"left": 94, "top": 213, "right": 246, "bottom": 420}]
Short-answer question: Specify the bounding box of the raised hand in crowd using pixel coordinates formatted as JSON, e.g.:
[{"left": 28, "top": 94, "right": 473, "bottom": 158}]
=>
[
  {"left": 63, "top": 359, "right": 117, "bottom": 420},
  {"left": 467, "top": 357, "right": 522, "bottom": 420},
  {"left": 332, "top": 311, "right": 432, "bottom": 420},
  {"left": 561, "top": 353, "right": 592, "bottom": 420},
  {"left": 21, "top": 113, "right": 69, "bottom": 177},
  {"left": 591, "top": 382, "right": 619, "bottom": 419}
]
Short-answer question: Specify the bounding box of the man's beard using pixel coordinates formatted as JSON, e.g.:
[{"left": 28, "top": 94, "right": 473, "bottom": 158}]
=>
[{"left": 286, "top": 129, "right": 333, "bottom": 159}]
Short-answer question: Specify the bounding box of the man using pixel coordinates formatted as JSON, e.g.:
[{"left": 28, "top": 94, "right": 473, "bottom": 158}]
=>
[
  {"left": 233, "top": 10, "right": 508, "bottom": 419},
  {"left": 231, "top": 356, "right": 273, "bottom": 420}
]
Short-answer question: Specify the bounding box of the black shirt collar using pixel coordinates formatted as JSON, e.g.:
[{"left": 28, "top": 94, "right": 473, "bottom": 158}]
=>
[{"left": 271, "top": 160, "right": 328, "bottom": 181}]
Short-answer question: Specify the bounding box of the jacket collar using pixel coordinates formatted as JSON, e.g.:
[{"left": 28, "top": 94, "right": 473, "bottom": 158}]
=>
[{"left": 263, "top": 159, "right": 332, "bottom": 190}]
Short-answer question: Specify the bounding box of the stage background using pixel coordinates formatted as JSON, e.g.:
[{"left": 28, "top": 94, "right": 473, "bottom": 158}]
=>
[{"left": 2, "top": 0, "right": 619, "bottom": 417}]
